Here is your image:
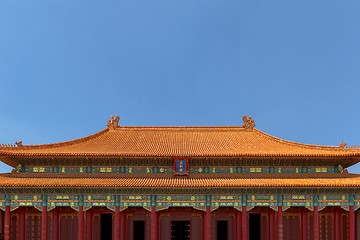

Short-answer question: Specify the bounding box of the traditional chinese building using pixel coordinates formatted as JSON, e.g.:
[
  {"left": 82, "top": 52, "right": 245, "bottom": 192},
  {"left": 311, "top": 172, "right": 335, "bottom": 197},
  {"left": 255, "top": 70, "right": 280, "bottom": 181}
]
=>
[{"left": 0, "top": 116, "right": 360, "bottom": 240}]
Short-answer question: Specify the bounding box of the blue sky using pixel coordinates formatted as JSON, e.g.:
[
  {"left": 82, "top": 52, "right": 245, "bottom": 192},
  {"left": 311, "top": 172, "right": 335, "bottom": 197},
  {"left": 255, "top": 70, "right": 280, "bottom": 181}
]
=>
[{"left": 0, "top": 0, "right": 360, "bottom": 173}]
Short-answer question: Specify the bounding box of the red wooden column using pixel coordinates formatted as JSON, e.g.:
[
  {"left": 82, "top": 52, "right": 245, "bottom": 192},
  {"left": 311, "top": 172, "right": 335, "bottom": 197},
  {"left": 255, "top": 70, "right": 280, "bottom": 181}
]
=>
[
  {"left": 0, "top": 209, "right": 3, "bottom": 237},
  {"left": 269, "top": 210, "right": 275, "bottom": 240},
  {"left": 236, "top": 210, "right": 241, "bottom": 240},
  {"left": 120, "top": 210, "right": 125, "bottom": 240},
  {"left": 78, "top": 206, "right": 84, "bottom": 240},
  {"left": 151, "top": 206, "right": 158, "bottom": 240},
  {"left": 52, "top": 208, "right": 59, "bottom": 240},
  {"left": 204, "top": 206, "right": 211, "bottom": 240},
  {"left": 4, "top": 205, "right": 10, "bottom": 240},
  {"left": 19, "top": 207, "right": 25, "bottom": 240},
  {"left": 357, "top": 209, "right": 360, "bottom": 240},
  {"left": 42, "top": 206, "right": 48, "bottom": 240},
  {"left": 278, "top": 206, "right": 283, "bottom": 240},
  {"left": 301, "top": 208, "right": 308, "bottom": 240},
  {"left": 313, "top": 206, "right": 319, "bottom": 240},
  {"left": 241, "top": 206, "right": 247, "bottom": 240},
  {"left": 86, "top": 208, "right": 92, "bottom": 240},
  {"left": 349, "top": 206, "right": 355, "bottom": 240},
  {"left": 334, "top": 207, "right": 340, "bottom": 240},
  {"left": 115, "top": 206, "right": 120, "bottom": 240}
]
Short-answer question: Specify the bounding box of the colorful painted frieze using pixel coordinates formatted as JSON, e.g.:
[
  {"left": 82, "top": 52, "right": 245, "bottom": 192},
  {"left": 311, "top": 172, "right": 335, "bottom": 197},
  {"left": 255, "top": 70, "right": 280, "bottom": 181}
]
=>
[
  {"left": 247, "top": 195, "right": 278, "bottom": 207},
  {"left": 283, "top": 194, "right": 312, "bottom": 207},
  {"left": 157, "top": 195, "right": 206, "bottom": 208},
  {"left": 121, "top": 195, "right": 151, "bottom": 207},
  {"left": 211, "top": 195, "right": 242, "bottom": 207}
]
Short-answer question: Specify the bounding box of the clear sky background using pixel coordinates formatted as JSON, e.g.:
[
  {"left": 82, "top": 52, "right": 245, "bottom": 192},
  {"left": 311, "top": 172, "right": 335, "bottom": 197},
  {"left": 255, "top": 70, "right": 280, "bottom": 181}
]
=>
[{"left": 0, "top": 0, "right": 359, "bottom": 173}]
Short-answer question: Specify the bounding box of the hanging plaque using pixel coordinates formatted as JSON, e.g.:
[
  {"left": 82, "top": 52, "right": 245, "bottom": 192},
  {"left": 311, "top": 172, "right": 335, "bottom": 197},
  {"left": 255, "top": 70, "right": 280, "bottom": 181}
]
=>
[{"left": 173, "top": 159, "right": 189, "bottom": 175}]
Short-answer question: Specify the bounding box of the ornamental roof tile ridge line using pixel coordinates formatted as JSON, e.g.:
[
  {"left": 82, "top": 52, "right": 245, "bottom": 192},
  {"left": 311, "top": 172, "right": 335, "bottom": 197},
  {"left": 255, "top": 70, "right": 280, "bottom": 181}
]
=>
[
  {"left": 115, "top": 126, "right": 248, "bottom": 130},
  {"left": 1, "top": 125, "right": 360, "bottom": 160},
  {"left": 0, "top": 126, "right": 353, "bottom": 151},
  {"left": 252, "top": 129, "right": 346, "bottom": 151},
  {"left": 2, "top": 172, "right": 356, "bottom": 179},
  {"left": 1, "top": 175, "right": 360, "bottom": 188},
  {"left": 0, "top": 128, "right": 109, "bottom": 150},
  {"left": 0, "top": 126, "right": 248, "bottom": 151}
]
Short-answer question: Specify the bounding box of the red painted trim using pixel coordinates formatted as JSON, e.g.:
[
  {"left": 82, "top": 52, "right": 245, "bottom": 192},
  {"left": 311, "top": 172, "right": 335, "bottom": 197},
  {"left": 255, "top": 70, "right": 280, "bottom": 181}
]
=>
[
  {"left": 52, "top": 209, "right": 59, "bottom": 240},
  {"left": 19, "top": 207, "right": 25, "bottom": 240},
  {"left": 334, "top": 207, "right": 340, "bottom": 240},
  {"left": 189, "top": 216, "right": 193, "bottom": 240},
  {"left": 203, "top": 209, "right": 207, "bottom": 240},
  {"left": 120, "top": 211, "right": 125, "bottom": 240},
  {"left": 301, "top": 208, "right": 308, "bottom": 240},
  {"left": 42, "top": 206, "right": 48, "bottom": 240},
  {"left": 86, "top": 208, "right": 92, "bottom": 240},
  {"left": 313, "top": 206, "right": 319, "bottom": 240},
  {"left": 241, "top": 206, "right": 247, "bottom": 240},
  {"left": 278, "top": 206, "right": 283, "bottom": 240},
  {"left": 78, "top": 206, "right": 84, "bottom": 240},
  {"left": 0, "top": 210, "right": 2, "bottom": 237},
  {"left": 357, "top": 210, "right": 360, "bottom": 240},
  {"left": 115, "top": 206, "right": 120, "bottom": 240},
  {"left": 236, "top": 210, "right": 241, "bottom": 240},
  {"left": 200, "top": 211, "right": 204, "bottom": 240},
  {"left": 349, "top": 206, "right": 355, "bottom": 240},
  {"left": 151, "top": 206, "right": 158, "bottom": 240},
  {"left": 4, "top": 206, "right": 10, "bottom": 240},
  {"left": 204, "top": 206, "right": 211, "bottom": 240},
  {"left": 269, "top": 210, "right": 275, "bottom": 240}
]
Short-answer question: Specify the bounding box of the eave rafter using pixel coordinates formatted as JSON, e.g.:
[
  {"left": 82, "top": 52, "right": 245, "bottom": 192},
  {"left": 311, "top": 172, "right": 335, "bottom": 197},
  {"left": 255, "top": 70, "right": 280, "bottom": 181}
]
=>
[
  {"left": 1, "top": 187, "right": 359, "bottom": 195},
  {"left": 3, "top": 156, "right": 359, "bottom": 169}
]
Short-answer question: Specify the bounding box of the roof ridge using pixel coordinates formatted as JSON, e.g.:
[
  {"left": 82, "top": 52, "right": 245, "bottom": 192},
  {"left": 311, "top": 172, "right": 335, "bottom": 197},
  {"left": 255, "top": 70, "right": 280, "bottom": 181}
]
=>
[
  {"left": 1, "top": 175, "right": 360, "bottom": 188},
  {"left": 253, "top": 129, "right": 347, "bottom": 151},
  {"left": 116, "top": 126, "right": 246, "bottom": 129},
  {"left": 0, "top": 128, "right": 109, "bottom": 151}
]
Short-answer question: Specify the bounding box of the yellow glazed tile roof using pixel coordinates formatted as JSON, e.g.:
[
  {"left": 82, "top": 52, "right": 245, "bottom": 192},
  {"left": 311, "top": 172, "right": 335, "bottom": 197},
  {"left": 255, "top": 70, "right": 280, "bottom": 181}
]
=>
[
  {"left": 0, "top": 126, "right": 359, "bottom": 158},
  {"left": 0, "top": 174, "right": 360, "bottom": 189}
]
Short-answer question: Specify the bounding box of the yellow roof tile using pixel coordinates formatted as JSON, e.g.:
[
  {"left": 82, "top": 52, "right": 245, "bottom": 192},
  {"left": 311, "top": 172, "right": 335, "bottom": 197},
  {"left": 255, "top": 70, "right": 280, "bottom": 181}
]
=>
[
  {"left": 0, "top": 174, "right": 359, "bottom": 188},
  {"left": 0, "top": 126, "right": 359, "bottom": 158}
]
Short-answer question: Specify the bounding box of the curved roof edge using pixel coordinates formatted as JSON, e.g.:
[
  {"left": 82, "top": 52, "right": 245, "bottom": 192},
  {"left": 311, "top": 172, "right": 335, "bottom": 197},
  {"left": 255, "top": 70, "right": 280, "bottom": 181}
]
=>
[{"left": 0, "top": 125, "right": 360, "bottom": 167}]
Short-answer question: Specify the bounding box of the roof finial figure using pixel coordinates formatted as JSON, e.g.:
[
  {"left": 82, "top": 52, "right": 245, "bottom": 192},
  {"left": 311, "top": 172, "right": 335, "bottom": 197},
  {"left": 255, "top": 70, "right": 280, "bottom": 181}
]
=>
[
  {"left": 242, "top": 115, "right": 255, "bottom": 129},
  {"left": 339, "top": 142, "right": 347, "bottom": 149},
  {"left": 15, "top": 141, "right": 23, "bottom": 147},
  {"left": 107, "top": 115, "right": 120, "bottom": 130}
]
